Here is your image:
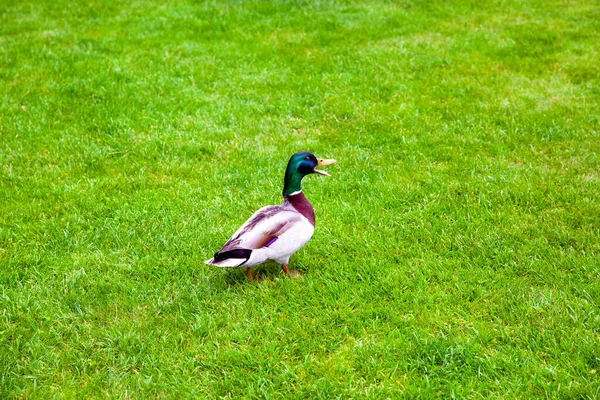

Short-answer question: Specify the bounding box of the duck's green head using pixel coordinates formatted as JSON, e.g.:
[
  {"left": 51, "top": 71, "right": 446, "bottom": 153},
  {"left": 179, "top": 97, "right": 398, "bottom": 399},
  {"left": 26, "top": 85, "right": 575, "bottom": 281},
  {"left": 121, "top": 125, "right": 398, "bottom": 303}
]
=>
[{"left": 282, "top": 151, "right": 336, "bottom": 197}]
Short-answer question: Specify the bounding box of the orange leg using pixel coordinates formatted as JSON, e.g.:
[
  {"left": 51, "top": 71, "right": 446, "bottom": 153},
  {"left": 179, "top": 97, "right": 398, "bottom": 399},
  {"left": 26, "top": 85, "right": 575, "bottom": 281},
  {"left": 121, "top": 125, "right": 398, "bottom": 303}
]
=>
[
  {"left": 246, "top": 268, "right": 254, "bottom": 281},
  {"left": 282, "top": 265, "right": 290, "bottom": 275}
]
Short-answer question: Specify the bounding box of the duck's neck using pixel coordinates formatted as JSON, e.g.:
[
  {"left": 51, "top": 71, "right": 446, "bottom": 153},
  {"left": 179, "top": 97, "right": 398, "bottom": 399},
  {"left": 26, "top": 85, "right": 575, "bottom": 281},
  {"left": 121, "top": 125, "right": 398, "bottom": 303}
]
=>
[
  {"left": 282, "top": 169, "right": 315, "bottom": 225},
  {"left": 284, "top": 191, "right": 315, "bottom": 226},
  {"left": 282, "top": 168, "right": 304, "bottom": 197}
]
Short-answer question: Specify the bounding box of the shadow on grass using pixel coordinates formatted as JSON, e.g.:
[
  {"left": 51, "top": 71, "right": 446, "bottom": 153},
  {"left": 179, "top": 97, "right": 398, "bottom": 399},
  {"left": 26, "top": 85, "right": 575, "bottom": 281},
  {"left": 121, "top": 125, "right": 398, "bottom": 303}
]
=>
[{"left": 213, "top": 262, "right": 307, "bottom": 286}]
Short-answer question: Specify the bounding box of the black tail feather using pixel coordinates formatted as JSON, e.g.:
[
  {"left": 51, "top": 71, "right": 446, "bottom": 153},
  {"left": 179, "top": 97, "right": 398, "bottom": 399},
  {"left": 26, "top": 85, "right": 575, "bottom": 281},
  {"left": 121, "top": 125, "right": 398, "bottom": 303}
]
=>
[{"left": 213, "top": 248, "right": 252, "bottom": 263}]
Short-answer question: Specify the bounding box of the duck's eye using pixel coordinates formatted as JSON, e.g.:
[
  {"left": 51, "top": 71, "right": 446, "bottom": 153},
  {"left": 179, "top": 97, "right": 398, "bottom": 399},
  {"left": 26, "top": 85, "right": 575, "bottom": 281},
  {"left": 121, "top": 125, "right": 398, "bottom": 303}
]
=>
[{"left": 305, "top": 156, "right": 310, "bottom": 160}]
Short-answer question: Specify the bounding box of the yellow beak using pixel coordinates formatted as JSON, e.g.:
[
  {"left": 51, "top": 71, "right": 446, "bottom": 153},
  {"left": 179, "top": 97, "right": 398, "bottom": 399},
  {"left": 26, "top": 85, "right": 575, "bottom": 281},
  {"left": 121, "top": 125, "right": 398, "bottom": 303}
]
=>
[{"left": 314, "top": 158, "right": 337, "bottom": 176}]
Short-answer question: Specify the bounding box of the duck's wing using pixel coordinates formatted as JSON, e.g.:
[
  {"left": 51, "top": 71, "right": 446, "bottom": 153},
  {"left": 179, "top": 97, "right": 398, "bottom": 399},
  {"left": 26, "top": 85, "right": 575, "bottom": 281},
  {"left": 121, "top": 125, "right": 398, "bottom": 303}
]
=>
[{"left": 206, "top": 205, "right": 303, "bottom": 267}]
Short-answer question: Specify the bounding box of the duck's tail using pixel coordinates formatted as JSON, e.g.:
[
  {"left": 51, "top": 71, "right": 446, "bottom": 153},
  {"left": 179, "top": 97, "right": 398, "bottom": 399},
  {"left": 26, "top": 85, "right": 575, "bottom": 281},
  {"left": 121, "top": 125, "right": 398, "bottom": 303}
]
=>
[{"left": 205, "top": 249, "right": 252, "bottom": 268}]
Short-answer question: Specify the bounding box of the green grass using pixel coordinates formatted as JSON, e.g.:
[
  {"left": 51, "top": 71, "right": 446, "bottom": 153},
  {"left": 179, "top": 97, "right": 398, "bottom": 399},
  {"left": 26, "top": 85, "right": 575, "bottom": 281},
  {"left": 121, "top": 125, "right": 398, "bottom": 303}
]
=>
[{"left": 1, "top": 0, "right": 600, "bottom": 398}]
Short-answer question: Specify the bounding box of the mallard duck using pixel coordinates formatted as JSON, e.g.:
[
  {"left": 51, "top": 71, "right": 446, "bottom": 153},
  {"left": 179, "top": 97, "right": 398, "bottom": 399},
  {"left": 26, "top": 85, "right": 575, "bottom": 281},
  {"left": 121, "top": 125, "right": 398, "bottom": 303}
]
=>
[{"left": 205, "top": 152, "right": 336, "bottom": 280}]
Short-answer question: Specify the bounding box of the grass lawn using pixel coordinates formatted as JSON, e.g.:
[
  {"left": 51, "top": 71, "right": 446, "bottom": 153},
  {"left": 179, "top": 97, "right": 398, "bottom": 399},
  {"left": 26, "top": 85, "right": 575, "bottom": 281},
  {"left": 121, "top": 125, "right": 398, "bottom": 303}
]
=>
[{"left": 1, "top": 0, "right": 599, "bottom": 398}]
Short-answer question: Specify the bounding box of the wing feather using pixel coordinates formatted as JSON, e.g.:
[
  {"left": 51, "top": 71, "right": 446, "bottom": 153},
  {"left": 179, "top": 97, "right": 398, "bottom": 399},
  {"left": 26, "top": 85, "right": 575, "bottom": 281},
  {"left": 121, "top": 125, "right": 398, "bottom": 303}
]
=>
[{"left": 218, "top": 206, "right": 302, "bottom": 253}]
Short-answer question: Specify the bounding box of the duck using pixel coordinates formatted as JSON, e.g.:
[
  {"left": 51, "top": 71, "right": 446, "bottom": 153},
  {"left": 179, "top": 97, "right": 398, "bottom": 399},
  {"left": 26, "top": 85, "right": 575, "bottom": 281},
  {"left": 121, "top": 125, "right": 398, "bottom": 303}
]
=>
[{"left": 205, "top": 151, "right": 336, "bottom": 280}]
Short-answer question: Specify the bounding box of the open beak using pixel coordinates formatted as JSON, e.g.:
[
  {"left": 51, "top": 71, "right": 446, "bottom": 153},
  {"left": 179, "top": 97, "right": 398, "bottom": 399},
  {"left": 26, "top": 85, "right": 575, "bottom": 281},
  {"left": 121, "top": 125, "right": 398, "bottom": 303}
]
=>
[{"left": 313, "top": 158, "right": 337, "bottom": 176}]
